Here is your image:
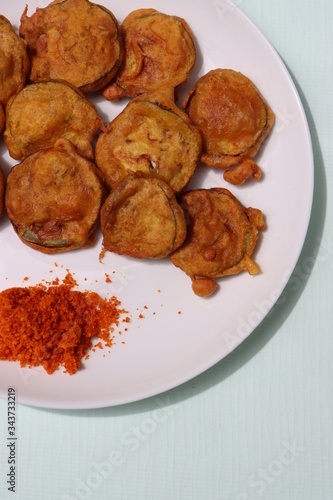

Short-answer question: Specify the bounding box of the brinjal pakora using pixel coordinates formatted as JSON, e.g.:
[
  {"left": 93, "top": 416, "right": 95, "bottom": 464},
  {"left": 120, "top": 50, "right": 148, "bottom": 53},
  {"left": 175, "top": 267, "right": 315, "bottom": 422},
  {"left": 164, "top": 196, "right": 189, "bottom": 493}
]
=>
[
  {"left": 170, "top": 188, "right": 265, "bottom": 297},
  {"left": 100, "top": 173, "right": 187, "bottom": 259},
  {"left": 0, "top": 165, "right": 4, "bottom": 217},
  {"left": 5, "top": 139, "right": 105, "bottom": 254},
  {"left": 4, "top": 80, "right": 103, "bottom": 160},
  {"left": 0, "top": 105, "right": 5, "bottom": 135},
  {"left": 103, "top": 9, "right": 196, "bottom": 101},
  {"left": 95, "top": 90, "right": 202, "bottom": 193},
  {"left": 0, "top": 105, "right": 5, "bottom": 217},
  {"left": 183, "top": 69, "right": 275, "bottom": 181},
  {"left": 19, "top": 0, "right": 123, "bottom": 93},
  {"left": 0, "top": 15, "right": 30, "bottom": 107}
]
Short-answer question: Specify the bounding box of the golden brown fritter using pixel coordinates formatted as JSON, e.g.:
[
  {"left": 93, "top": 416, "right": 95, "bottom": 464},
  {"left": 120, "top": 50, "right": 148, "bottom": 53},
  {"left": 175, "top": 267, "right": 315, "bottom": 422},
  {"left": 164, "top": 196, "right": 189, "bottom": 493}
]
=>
[
  {"left": 102, "top": 9, "right": 196, "bottom": 100},
  {"left": 0, "top": 106, "right": 5, "bottom": 217},
  {"left": 0, "top": 104, "right": 5, "bottom": 135},
  {"left": 95, "top": 89, "right": 202, "bottom": 193},
  {"left": 183, "top": 69, "right": 275, "bottom": 170},
  {"left": 5, "top": 139, "right": 105, "bottom": 254},
  {"left": 0, "top": 164, "right": 4, "bottom": 217},
  {"left": 0, "top": 15, "right": 30, "bottom": 107},
  {"left": 170, "top": 188, "right": 265, "bottom": 297},
  {"left": 19, "top": 0, "right": 123, "bottom": 93},
  {"left": 4, "top": 80, "right": 103, "bottom": 161},
  {"left": 100, "top": 173, "right": 187, "bottom": 259}
]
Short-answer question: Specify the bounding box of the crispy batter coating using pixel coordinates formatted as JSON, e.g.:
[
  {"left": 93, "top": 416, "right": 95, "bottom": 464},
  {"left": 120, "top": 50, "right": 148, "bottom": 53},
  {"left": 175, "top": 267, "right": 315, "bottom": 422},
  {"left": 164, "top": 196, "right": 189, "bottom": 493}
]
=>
[
  {"left": 95, "top": 90, "right": 202, "bottom": 193},
  {"left": 183, "top": 69, "right": 275, "bottom": 169},
  {"left": 4, "top": 80, "right": 103, "bottom": 161},
  {"left": 5, "top": 139, "right": 105, "bottom": 254},
  {"left": 0, "top": 105, "right": 5, "bottom": 218},
  {"left": 0, "top": 164, "right": 4, "bottom": 217},
  {"left": 19, "top": 0, "right": 123, "bottom": 93},
  {"left": 223, "top": 159, "right": 261, "bottom": 185},
  {"left": 0, "top": 104, "right": 5, "bottom": 134},
  {"left": 170, "top": 188, "right": 265, "bottom": 297},
  {"left": 103, "top": 9, "right": 196, "bottom": 100},
  {"left": 100, "top": 173, "right": 187, "bottom": 259},
  {"left": 0, "top": 15, "right": 30, "bottom": 106}
]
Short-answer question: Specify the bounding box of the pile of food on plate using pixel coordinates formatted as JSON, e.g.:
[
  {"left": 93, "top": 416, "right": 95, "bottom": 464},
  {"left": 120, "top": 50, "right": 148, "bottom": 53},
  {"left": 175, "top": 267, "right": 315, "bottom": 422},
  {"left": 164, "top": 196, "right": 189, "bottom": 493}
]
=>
[{"left": 0, "top": 0, "right": 275, "bottom": 297}]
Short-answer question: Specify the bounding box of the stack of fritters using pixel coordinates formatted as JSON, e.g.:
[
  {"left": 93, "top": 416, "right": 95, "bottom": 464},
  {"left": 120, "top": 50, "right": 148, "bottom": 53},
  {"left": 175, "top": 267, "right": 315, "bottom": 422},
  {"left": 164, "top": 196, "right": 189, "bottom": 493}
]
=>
[
  {"left": 0, "top": 0, "right": 275, "bottom": 296},
  {"left": 0, "top": 13, "right": 30, "bottom": 217}
]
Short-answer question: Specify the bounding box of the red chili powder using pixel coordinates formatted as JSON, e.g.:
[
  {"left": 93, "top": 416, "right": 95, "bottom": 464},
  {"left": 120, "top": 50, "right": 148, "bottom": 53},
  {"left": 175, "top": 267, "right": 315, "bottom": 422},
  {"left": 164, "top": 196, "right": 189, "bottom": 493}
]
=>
[{"left": 0, "top": 272, "right": 128, "bottom": 375}]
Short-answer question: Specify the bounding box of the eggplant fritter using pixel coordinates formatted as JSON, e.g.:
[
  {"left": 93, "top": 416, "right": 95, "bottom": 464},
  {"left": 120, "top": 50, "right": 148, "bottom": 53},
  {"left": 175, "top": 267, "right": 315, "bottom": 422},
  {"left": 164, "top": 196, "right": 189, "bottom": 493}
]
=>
[
  {"left": 5, "top": 139, "right": 105, "bottom": 254},
  {"left": 4, "top": 80, "right": 103, "bottom": 161},
  {"left": 100, "top": 174, "right": 187, "bottom": 259},
  {"left": 103, "top": 9, "right": 196, "bottom": 100},
  {"left": 170, "top": 188, "right": 265, "bottom": 297},
  {"left": 95, "top": 90, "right": 202, "bottom": 193},
  {"left": 0, "top": 105, "right": 5, "bottom": 135},
  {"left": 0, "top": 164, "right": 4, "bottom": 217},
  {"left": 0, "top": 15, "right": 30, "bottom": 106},
  {"left": 183, "top": 69, "right": 275, "bottom": 169},
  {"left": 19, "top": 0, "right": 123, "bottom": 93}
]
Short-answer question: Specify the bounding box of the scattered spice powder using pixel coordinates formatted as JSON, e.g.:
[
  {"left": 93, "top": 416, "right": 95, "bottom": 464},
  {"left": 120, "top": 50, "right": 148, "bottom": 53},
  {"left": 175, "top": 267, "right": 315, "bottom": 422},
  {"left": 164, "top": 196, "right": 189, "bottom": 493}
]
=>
[
  {"left": 0, "top": 272, "right": 129, "bottom": 375},
  {"left": 93, "top": 341, "right": 103, "bottom": 350},
  {"left": 105, "top": 273, "right": 112, "bottom": 284}
]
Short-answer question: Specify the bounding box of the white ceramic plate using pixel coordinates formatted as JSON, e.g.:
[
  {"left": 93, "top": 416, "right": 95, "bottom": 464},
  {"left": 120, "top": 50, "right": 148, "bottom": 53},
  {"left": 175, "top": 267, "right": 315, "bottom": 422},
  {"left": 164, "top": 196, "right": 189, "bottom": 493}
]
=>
[{"left": 0, "top": 0, "right": 313, "bottom": 409}]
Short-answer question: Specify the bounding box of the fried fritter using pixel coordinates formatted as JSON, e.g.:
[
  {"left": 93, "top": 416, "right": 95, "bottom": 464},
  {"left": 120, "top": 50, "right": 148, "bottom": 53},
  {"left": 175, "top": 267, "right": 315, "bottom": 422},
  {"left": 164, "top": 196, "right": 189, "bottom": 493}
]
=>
[
  {"left": 0, "top": 164, "right": 4, "bottom": 217},
  {"left": 19, "top": 0, "right": 123, "bottom": 93},
  {"left": 0, "top": 15, "right": 30, "bottom": 106},
  {"left": 95, "top": 90, "right": 202, "bottom": 193},
  {"left": 5, "top": 139, "right": 105, "bottom": 254},
  {"left": 100, "top": 173, "right": 187, "bottom": 259},
  {"left": 170, "top": 188, "right": 265, "bottom": 297},
  {"left": 0, "top": 105, "right": 5, "bottom": 135},
  {"left": 102, "top": 9, "right": 196, "bottom": 101},
  {"left": 4, "top": 80, "right": 103, "bottom": 161},
  {"left": 0, "top": 106, "right": 5, "bottom": 216},
  {"left": 183, "top": 69, "right": 275, "bottom": 170}
]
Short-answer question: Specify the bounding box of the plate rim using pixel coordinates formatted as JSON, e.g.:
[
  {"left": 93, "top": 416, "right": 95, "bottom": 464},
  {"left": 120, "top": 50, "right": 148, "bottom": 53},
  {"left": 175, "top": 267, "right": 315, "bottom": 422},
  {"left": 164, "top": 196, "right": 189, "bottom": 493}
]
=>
[{"left": 0, "top": 0, "right": 314, "bottom": 410}]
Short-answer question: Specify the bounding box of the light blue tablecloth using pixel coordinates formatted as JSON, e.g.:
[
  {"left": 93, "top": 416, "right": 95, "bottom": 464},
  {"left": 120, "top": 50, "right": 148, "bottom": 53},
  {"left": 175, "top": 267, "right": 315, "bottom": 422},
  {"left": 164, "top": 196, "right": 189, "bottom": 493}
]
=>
[{"left": 1, "top": 0, "right": 332, "bottom": 498}]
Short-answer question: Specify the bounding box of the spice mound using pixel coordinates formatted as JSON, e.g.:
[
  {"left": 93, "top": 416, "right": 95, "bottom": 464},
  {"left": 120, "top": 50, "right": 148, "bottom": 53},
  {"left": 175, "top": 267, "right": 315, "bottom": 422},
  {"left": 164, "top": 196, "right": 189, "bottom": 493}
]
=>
[{"left": 0, "top": 273, "right": 127, "bottom": 375}]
